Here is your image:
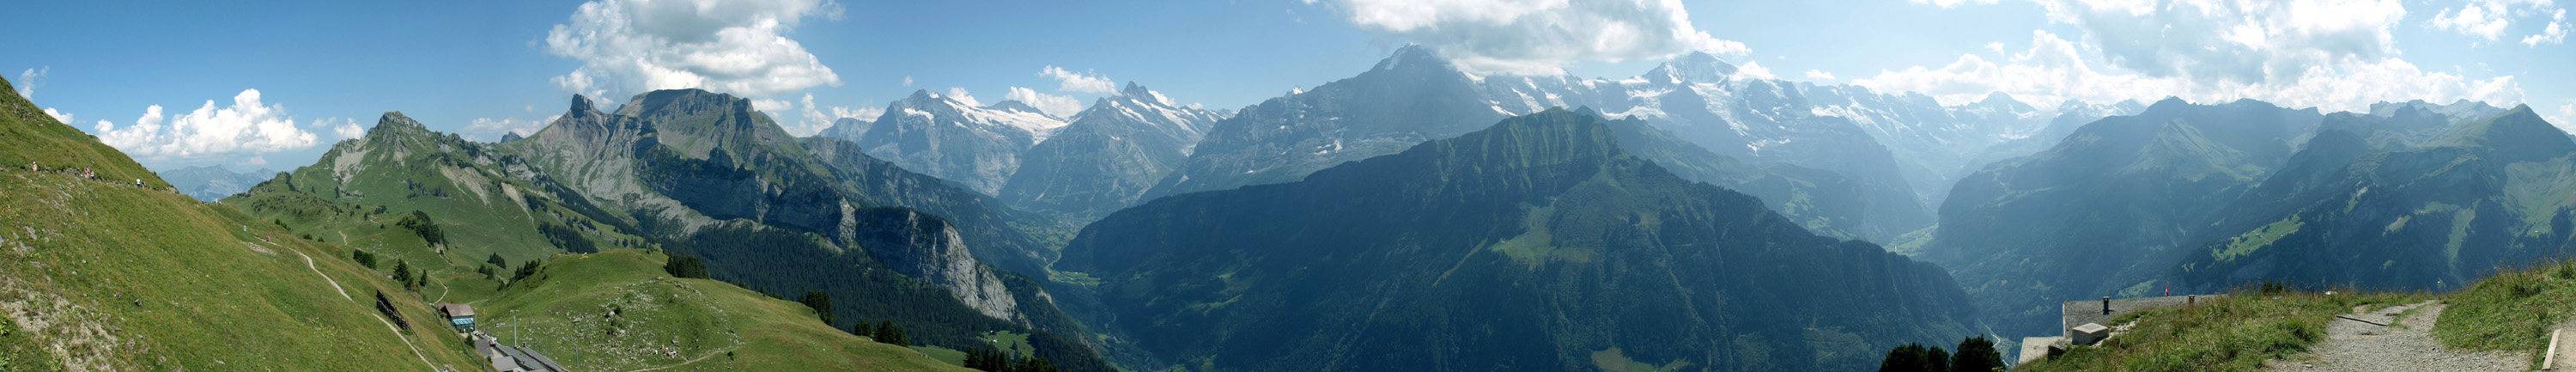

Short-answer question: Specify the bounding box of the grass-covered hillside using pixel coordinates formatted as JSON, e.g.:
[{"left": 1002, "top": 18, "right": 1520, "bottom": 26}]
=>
[
  {"left": 476, "top": 249, "right": 970, "bottom": 371},
  {"left": 0, "top": 76, "right": 481, "bottom": 371},
  {"left": 2016, "top": 259, "right": 2576, "bottom": 372}
]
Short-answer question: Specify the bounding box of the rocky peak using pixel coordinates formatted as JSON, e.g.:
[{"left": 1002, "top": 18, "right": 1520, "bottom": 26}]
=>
[
  {"left": 1370, "top": 44, "right": 1457, "bottom": 74},
  {"left": 1657, "top": 52, "right": 1740, "bottom": 84},
  {"left": 1121, "top": 81, "right": 1152, "bottom": 98},
  {"left": 2435, "top": 105, "right": 2576, "bottom": 162}
]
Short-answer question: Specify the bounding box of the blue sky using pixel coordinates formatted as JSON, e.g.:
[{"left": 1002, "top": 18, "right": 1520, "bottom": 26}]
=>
[{"left": 5, "top": 0, "right": 2571, "bottom": 172}]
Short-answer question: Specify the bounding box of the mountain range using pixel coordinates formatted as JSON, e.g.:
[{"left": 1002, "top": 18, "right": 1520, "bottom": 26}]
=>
[
  {"left": 158, "top": 165, "right": 273, "bottom": 201},
  {"left": 1060, "top": 108, "right": 1981, "bottom": 371}
]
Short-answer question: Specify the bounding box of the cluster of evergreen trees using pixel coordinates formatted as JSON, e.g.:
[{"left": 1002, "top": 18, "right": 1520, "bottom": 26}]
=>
[
  {"left": 661, "top": 255, "right": 708, "bottom": 279},
  {"left": 962, "top": 346, "right": 1059, "bottom": 372},
  {"left": 392, "top": 210, "right": 446, "bottom": 247},
  {"left": 861, "top": 320, "right": 908, "bottom": 346},
  {"left": 1879, "top": 336, "right": 2004, "bottom": 372},
  {"left": 800, "top": 291, "right": 834, "bottom": 326}
]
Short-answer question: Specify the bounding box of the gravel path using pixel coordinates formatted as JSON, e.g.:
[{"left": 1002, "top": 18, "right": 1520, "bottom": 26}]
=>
[{"left": 2272, "top": 300, "right": 2526, "bottom": 372}]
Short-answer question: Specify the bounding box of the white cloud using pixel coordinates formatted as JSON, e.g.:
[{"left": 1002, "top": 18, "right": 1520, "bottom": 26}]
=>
[
  {"left": 91, "top": 89, "right": 319, "bottom": 162},
  {"left": 1856, "top": 30, "right": 2520, "bottom": 113},
  {"left": 1732, "top": 61, "right": 1776, "bottom": 80},
  {"left": 2028, "top": 0, "right": 2406, "bottom": 87},
  {"left": 1803, "top": 70, "right": 1836, "bottom": 80},
  {"left": 2523, "top": 9, "right": 2568, "bottom": 46},
  {"left": 1005, "top": 87, "right": 1084, "bottom": 118},
  {"left": 40, "top": 107, "right": 71, "bottom": 125},
  {"left": 902, "top": 76, "right": 913, "bottom": 87},
  {"left": 1326, "top": 0, "right": 1749, "bottom": 75},
  {"left": 466, "top": 117, "right": 548, "bottom": 141},
  {"left": 2553, "top": 100, "right": 2576, "bottom": 132},
  {"left": 945, "top": 88, "right": 981, "bottom": 107},
  {"left": 752, "top": 98, "right": 794, "bottom": 112},
  {"left": 2427, "top": 0, "right": 2561, "bottom": 44},
  {"left": 544, "top": 0, "right": 845, "bottom": 100},
  {"left": 15, "top": 66, "right": 45, "bottom": 99},
  {"left": 1038, "top": 66, "right": 1115, "bottom": 94},
  {"left": 308, "top": 117, "right": 367, "bottom": 140}
]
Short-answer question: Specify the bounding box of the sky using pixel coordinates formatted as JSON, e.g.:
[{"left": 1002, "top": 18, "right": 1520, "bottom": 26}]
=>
[{"left": 4, "top": 0, "right": 2571, "bottom": 172}]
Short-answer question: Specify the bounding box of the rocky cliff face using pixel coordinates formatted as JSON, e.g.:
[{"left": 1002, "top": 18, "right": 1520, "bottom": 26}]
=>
[{"left": 851, "top": 208, "right": 1022, "bottom": 321}]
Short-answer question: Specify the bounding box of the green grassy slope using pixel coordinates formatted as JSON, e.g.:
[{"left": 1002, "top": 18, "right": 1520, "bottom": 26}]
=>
[
  {"left": 475, "top": 249, "right": 971, "bottom": 372},
  {"left": 2014, "top": 290, "right": 2427, "bottom": 372},
  {"left": 0, "top": 76, "right": 478, "bottom": 371},
  {"left": 0, "top": 77, "right": 167, "bottom": 190}
]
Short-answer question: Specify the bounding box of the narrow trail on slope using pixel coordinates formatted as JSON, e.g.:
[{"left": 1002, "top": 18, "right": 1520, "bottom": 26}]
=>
[
  {"left": 295, "top": 251, "right": 349, "bottom": 300},
  {"left": 2270, "top": 300, "right": 2525, "bottom": 371},
  {"left": 296, "top": 249, "right": 438, "bottom": 371},
  {"left": 622, "top": 345, "right": 743, "bottom": 372}
]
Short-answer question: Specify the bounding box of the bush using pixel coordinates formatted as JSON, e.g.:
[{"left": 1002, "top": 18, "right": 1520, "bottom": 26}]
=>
[{"left": 1878, "top": 343, "right": 1949, "bottom": 372}]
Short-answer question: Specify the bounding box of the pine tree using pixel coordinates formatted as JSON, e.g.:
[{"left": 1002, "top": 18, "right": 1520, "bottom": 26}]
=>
[
  {"left": 799, "top": 291, "right": 834, "bottom": 326},
  {"left": 1878, "top": 343, "right": 1953, "bottom": 372},
  {"left": 1953, "top": 336, "right": 2004, "bottom": 372},
  {"left": 487, "top": 253, "right": 507, "bottom": 269}
]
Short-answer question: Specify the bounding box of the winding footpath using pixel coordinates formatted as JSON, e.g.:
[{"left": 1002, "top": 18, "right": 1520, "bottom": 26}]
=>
[
  {"left": 296, "top": 250, "right": 440, "bottom": 371},
  {"left": 2270, "top": 300, "right": 2525, "bottom": 372}
]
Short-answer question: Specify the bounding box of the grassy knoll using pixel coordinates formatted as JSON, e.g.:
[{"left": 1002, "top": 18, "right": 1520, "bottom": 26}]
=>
[
  {"left": 2433, "top": 259, "right": 2576, "bottom": 368},
  {"left": 475, "top": 248, "right": 970, "bottom": 372},
  {"left": 2015, "top": 289, "right": 2429, "bottom": 372}
]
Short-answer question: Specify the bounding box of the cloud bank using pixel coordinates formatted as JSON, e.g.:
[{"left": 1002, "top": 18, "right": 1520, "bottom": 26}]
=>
[
  {"left": 1325, "top": 0, "right": 1749, "bottom": 75},
  {"left": 545, "top": 0, "right": 845, "bottom": 100},
  {"left": 91, "top": 89, "right": 321, "bottom": 162},
  {"left": 1860, "top": 0, "right": 2524, "bottom": 113}
]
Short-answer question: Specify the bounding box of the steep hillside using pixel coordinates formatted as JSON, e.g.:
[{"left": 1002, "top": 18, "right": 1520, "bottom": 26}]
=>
[
  {"left": 1924, "top": 98, "right": 2325, "bottom": 336},
  {"left": 0, "top": 76, "right": 480, "bottom": 370},
  {"left": 1060, "top": 109, "right": 1981, "bottom": 371},
  {"left": 2172, "top": 106, "right": 2576, "bottom": 291},
  {"left": 477, "top": 249, "right": 973, "bottom": 371}
]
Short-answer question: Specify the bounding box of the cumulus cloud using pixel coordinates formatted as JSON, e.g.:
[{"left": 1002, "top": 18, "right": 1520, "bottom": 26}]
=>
[
  {"left": 15, "top": 66, "right": 45, "bottom": 99},
  {"left": 1803, "top": 70, "right": 1836, "bottom": 80},
  {"left": 465, "top": 117, "right": 549, "bottom": 141},
  {"left": 91, "top": 89, "right": 320, "bottom": 162},
  {"left": 1039, "top": 66, "right": 1115, "bottom": 94},
  {"left": 1732, "top": 61, "right": 1776, "bottom": 80},
  {"left": 2027, "top": 0, "right": 2406, "bottom": 86},
  {"left": 1005, "top": 87, "right": 1084, "bottom": 118},
  {"left": 1856, "top": 30, "right": 2518, "bottom": 113},
  {"left": 2552, "top": 100, "right": 2576, "bottom": 132},
  {"left": 2427, "top": 0, "right": 2561, "bottom": 44},
  {"left": 544, "top": 0, "right": 845, "bottom": 100},
  {"left": 308, "top": 117, "right": 367, "bottom": 140},
  {"left": 40, "top": 107, "right": 71, "bottom": 125},
  {"left": 945, "top": 88, "right": 981, "bottom": 107},
  {"left": 2524, "top": 9, "right": 2568, "bottom": 46},
  {"left": 1325, "top": 0, "right": 1749, "bottom": 75}
]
